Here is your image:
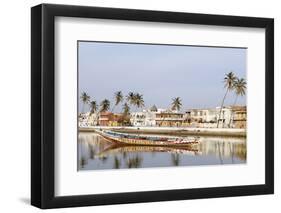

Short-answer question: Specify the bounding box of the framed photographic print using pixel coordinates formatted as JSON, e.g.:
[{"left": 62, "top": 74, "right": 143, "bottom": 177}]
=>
[{"left": 31, "top": 3, "right": 274, "bottom": 209}]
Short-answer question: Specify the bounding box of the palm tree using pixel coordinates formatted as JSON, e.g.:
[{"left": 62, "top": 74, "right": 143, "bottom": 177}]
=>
[
  {"left": 228, "top": 78, "right": 247, "bottom": 127},
  {"left": 123, "top": 102, "right": 130, "bottom": 115},
  {"left": 217, "top": 72, "right": 237, "bottom": 128},
  {"left": 233, "top": 78, "right": 247, "bottom": 105},
  {"left": 80, "top": 92, "right": 90, "bottom": 113},
  {"left": 99, "top": 99, "right": 110, "bottom": 112},
  {"left": 127, "top": 92, "right": 136, "bottom": 106},
  {"left": 112, "top": 91, "right": 123, "bottom": 113},
  {"left": 89, "top": 100, "right": 98, "bottom": 115},
  {"left": 126, "top": 92, "right": 145, "bottom": 112},
  {"left": 88, "top": 100, "right": 98, "bottom": 125},
  {"left": 120, "top": 102, "right": 131, "bottom": 126},
  {"left": 171, "top": 97, "right": 182, "bottom": 111},
  {"left": 134, "top": 93, "right": 145, "bottom": 109}
]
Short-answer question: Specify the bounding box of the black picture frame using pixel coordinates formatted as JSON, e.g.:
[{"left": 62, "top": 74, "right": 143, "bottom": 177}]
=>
[{"left": 31, "top": 3, "right": 274, "bottom": 209}]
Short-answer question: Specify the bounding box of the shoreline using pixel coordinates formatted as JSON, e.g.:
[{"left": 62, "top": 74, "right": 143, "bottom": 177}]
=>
[{"left": 79, "top": 126, "right": 246, "bottom": 138}]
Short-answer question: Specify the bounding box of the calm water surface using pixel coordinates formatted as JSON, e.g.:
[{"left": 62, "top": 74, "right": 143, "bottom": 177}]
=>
[{"left": 78, "top": 132, "right": 246, "bottom": 170}]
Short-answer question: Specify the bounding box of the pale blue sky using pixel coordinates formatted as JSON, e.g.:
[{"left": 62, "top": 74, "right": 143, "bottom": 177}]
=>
[{"left": 78, "top": 41, "right": 246, "bottom": 112}]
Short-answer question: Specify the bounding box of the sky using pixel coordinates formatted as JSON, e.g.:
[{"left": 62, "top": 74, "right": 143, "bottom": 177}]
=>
[{"left": 78, "top": 41, "right": 246, "bottom": 113}]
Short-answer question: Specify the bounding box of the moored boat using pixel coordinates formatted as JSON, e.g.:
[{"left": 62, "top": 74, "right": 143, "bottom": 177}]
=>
[{"left": 96, "top": 129, "right": 199, "bottom": 147}]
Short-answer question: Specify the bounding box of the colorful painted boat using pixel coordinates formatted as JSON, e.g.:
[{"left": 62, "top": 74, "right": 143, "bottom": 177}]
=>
[{"left": 96, "top": 130, "right": 199, "bottom": 147}]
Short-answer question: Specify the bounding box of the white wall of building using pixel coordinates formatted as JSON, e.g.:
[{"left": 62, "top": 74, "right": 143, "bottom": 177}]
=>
[{"left": 130, "top": 111, "right": 146, "bottom": 126}]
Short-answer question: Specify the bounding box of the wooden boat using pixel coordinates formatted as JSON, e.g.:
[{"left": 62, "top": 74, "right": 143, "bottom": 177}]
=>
[{"left": 96, "top": 130, "right": 199, "bottom": 147}]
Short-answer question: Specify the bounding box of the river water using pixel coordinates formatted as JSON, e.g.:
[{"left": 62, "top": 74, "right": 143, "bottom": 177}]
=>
[{"left": 78, "top": 132, "right": 246, "bottom": 171}]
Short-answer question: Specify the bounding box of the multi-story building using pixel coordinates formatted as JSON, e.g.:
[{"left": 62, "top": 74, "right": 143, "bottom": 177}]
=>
[
  {"left": 98, "top": 112, "right": 123, "bottom": 126},
  {"left": 185, "top": 106, "right": 246, "bottom": 128},
  {"left": 215, "top": 107, "right": 232, "bottom": 128},
  {"left": 185, "top": 108, "right": 217, "bottom": 123},
  {"left": 130, "top": 112, "right": 146, "bottom": 126},
  {"left": 98, "top": 112, "right": 111, "bottom": 126},
  {"left": 78, "top": 112, "right": 89, "bottom": 127},
  {"left": 144, "top": 110, "right": 157, "bottom": 126},
  {"left": 155, "top": 110, "right": 185, "bottom": 127},
  {"left": 130, "top": 106, "right": 165, "bottom": 127},
  {"left": 231, "top": 106, "right": 247, "bottom": 129},
  {"left": 78, "top": 112, "right": 98, "bottom": 127}
]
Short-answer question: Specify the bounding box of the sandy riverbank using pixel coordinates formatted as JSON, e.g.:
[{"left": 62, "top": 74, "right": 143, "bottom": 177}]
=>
[{"left": 79, "top": 126, "right": 246, "bottom": 137}]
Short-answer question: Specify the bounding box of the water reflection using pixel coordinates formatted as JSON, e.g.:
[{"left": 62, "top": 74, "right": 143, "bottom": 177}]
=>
[
  {"left": 78, "top": 132, "right": 246, "bottom": 170},
  {"left": 171, "top": 153, "right": 180, "bottom": 166},
  {"left": 113, "top": 156, "right": 121, "bottom": 169}
]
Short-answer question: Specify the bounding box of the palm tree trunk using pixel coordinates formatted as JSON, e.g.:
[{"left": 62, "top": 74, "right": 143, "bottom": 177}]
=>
[
  {"left": 228, "top": 94, "right": 238, "bottom": 128},
  {"left": 217, "top": 142, "right": 223, "bottom": 164},
  {"left": 95, "top": 111, "right": 100, "bottom": 126},
  {"left": 82, "top": 103, "right": 85, "bottom": 114},
  {"left": 217, "top": 89, "right": 228, "bottom": 128},
  {"left": 160, "top": 107, "right": 169, "bottom": 126},
  {"left": 111, "top": 105, "right": 115, "bottom": 113},
  {"left": 86, "top": 113, "right": 90, "bottom": 126}
]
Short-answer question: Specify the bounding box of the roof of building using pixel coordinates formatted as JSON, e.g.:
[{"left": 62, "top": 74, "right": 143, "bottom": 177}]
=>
[
  {"left": 150, "top": 105, "right": 158, "bottom": 112},
  {"left": 186, "top": 105, "right": 246, "bottom": 112},
  {"left": 99, "top": 111, "right": 113, "bottom": 116}
]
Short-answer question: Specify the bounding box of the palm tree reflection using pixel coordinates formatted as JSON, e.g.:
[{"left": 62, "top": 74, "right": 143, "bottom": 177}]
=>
[
  {"left": 171, "top": 153, "right": 180, "bottom": 166},
  {"left": 214, "top": 141, "right": 246, "bottom": 164},
  {"left": 114, "top": 156, "right": 121, "bottom": 169},
  {"left": 80, "top": 157, "right": 87, "bottom": 168},
  {"left": 89, "top": 144, "right": 96, "bottom": 159},
  {"left": 235, "top": 143, "right": 247, "bottom": 161},
  {"left": 126, "top": 155, "right": 143, "bottom": 168},
  {"left": 122, "top": 152, "right": 127, "bottom": 159},
  {"left": 216, "top": 142, "right": 223, "bottom": 164},
  {"left": 99, "top": 156, "right": 108, "bottom": 163}
]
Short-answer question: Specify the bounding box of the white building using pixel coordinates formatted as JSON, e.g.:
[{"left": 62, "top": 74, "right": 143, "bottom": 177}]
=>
[
  {"left": 130, "top": 111, "right": 146, "bottom": 126},
  {"left": 130, "top": 105, "right": 166, "bottom": 127},
  {"left": 185, "top": 107, "right": 233, "bottom": 128},
  {"left": 185, "top": 108, "right": 217, "bottom": 123},
  {"left": 216, "top": 107, "right": 232, "bottom": 128},
  {"left": 78, "top": 112, "right": 98, "bottom": 127}
]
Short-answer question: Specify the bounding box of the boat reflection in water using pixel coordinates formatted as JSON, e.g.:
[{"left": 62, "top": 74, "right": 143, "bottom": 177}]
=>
[{"left": 78, "top": 132, "right": 246, "bottom": 170}]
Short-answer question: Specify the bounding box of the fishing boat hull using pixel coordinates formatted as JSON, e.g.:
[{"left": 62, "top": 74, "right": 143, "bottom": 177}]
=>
[{"left": 96, "top": 130, "right": 198, "bottom": 148}]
